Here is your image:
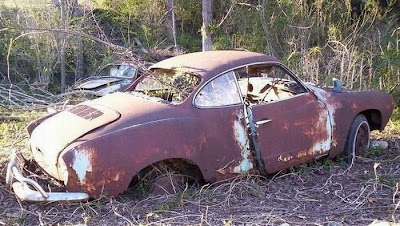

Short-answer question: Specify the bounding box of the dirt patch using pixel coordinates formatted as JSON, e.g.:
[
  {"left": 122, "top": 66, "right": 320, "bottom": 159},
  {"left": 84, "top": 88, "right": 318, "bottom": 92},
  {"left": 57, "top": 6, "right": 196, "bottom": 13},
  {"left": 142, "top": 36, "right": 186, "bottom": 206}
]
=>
[{"left": 1, "top": 140, "right": 399, "bottom": 225}]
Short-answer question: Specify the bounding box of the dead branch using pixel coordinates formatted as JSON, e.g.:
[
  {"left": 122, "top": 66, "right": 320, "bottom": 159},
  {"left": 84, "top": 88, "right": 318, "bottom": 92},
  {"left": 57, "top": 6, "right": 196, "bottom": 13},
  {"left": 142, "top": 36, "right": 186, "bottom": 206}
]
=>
[{"left": 0, "top": 116, "right": 22, "bottom": 121}]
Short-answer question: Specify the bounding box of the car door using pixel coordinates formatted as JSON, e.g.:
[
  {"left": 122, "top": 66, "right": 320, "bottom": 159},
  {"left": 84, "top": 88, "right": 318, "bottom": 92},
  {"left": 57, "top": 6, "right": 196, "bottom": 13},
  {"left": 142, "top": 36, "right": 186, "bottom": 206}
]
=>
[
  {"left": 193, "top": 71, "right": 255, "bottom": 180},
  {"left": 237, "top": 64, "right": 333, "bottom": 173}
]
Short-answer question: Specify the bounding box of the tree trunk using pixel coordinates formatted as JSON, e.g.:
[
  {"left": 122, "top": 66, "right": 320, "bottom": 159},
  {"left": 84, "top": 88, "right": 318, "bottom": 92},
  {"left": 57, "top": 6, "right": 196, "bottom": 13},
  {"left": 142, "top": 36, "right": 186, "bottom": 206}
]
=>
[
  {"left": 202, "top": 0, "right": 213, "bottom": 51},
  {"left": 165, "top": 0, "right": 177, "bottom": 49},
  {"left": 73, "top": 0, "right": 84, "bottom": 81},
  {"left": 260, "top": 0, "right": 274, "bottom": 55},
  {"left": 75, "top": 25, "right": 85, "bottom": 81},
  {"left": 72, "top": 0, "right": 80, "bottom": 16},
  {"left": 60, "top": 0, "right": 66, "bottom": 92},
  {"left": 52, "top": 0, "right": 60, "bottom": 8}
]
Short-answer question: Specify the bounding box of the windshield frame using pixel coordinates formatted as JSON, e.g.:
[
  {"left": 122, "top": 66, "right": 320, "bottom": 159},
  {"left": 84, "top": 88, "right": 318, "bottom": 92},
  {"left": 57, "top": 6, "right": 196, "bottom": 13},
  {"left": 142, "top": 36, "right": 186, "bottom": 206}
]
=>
[{"left": 131, "top": 68, "right": 202, "bottom": 105}]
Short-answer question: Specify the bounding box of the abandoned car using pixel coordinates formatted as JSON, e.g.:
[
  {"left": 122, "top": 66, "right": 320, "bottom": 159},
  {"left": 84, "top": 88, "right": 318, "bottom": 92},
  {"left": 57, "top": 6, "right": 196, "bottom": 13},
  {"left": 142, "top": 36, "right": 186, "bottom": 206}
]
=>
[
  {"left": 6, "top": 51, "right": 394, "bottom": 201},
  {"left": 71, "top": 61, "right": 151, "bottom": 96}
]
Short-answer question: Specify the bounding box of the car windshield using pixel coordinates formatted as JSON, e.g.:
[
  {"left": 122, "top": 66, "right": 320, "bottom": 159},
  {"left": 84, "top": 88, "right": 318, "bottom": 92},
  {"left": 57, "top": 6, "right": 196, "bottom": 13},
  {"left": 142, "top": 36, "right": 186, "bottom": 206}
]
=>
[
  {"left": 98, "top": 64, "right": 137, "bottom": 78},
  {"left": 133, "top": 68, "right": 200, "bottom": 104}
]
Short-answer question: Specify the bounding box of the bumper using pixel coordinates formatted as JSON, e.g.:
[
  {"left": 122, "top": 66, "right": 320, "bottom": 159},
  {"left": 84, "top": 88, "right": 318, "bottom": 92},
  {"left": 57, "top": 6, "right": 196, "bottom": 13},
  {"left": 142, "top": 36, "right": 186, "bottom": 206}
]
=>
[{"left": 6, "top": 150, "right": 89, "bottom": 202}]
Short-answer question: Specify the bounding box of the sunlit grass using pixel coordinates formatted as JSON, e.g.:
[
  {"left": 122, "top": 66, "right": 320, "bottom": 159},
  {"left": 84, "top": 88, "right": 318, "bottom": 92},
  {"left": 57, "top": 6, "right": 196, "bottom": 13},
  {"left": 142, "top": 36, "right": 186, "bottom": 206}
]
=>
[{"left": 0, "top": 110, "right": 45, "bottom": 164}]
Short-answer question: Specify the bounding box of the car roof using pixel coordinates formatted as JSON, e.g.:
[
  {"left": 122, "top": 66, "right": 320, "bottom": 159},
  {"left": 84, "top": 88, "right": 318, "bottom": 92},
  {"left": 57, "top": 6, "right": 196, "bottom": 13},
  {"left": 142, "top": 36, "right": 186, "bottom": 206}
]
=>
[{"left": 149, "top": 50, "right": 279, "bottom": 80}]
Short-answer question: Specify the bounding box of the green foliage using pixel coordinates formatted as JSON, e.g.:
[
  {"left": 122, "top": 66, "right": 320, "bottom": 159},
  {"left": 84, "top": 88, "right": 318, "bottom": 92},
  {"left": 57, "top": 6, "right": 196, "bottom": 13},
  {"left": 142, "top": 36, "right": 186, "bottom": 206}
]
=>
[
  {"left": 1, "top": 0, "right": 400, "bottom": 93},
  {"left": 177, "top": 32, "right": 201, "bottom": 52}
]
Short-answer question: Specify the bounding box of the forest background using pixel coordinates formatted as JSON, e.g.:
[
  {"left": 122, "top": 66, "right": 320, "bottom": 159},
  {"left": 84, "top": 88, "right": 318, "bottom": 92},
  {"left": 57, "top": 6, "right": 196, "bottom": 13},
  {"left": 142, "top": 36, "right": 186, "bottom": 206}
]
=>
[
  {"left": 1, "top": 0, "right": 400, "bottom": 101},
  {"left": 1, "top": 1, "right": 400, "bottom": 224}
]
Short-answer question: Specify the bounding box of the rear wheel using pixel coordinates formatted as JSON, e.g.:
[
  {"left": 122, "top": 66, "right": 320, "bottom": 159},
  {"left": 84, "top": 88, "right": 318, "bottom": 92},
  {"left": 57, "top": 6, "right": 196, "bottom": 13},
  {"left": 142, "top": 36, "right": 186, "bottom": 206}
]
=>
[{"left": 344, "top": 115, "right": 370, "bottom": 163}]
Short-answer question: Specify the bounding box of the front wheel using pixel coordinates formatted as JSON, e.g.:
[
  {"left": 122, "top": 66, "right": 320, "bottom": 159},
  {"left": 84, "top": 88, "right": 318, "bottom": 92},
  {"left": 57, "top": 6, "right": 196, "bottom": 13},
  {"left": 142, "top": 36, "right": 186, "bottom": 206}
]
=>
[{"left": 344, "top": 115, "right": 370, "bottom": 163}]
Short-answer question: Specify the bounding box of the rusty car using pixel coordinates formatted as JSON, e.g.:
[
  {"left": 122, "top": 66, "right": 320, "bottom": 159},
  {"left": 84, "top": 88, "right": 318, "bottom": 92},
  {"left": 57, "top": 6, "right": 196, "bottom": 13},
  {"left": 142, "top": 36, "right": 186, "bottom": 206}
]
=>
[{"left": 6, "top": 51, "right": 394, "bottom": 201}]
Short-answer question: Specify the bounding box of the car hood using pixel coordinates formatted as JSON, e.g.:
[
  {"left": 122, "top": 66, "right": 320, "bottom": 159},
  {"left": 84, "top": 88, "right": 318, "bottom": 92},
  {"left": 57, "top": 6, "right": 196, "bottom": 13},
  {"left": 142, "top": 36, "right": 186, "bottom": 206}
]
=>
[
  {"left": 74, "top": 77, "right": 125, "bottom": 90},
  {"left": 30, "top": 103, "right": 121, "bottom": 178},
  {"left": 83, "top": 92, "right": 182, "bottom": 138},
  {"left": 30, "top": 92, "right": 180, "bottom": 178}
]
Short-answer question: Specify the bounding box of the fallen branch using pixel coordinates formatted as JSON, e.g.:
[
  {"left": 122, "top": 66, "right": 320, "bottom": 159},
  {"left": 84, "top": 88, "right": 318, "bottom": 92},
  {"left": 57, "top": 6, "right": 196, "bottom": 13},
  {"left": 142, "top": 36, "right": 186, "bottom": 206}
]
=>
[{"left": 0, "top": 116, "right": 22, "bottom": 121}]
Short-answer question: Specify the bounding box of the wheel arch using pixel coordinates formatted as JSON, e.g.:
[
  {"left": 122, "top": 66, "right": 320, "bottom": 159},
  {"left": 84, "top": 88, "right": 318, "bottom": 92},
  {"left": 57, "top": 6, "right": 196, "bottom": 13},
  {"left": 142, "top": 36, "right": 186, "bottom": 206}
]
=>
[
  {"left": 128, "top": 158, "right": 205, "bottom": 188},
  {"left": 358, "top": 109, "right": 382, "bottom": 131}
]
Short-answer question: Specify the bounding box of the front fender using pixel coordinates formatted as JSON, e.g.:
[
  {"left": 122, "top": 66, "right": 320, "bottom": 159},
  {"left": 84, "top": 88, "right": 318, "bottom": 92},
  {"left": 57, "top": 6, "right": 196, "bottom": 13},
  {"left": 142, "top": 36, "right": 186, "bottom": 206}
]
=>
[{"left": 60, "top": 116, "right": 206, "bottom": 197}]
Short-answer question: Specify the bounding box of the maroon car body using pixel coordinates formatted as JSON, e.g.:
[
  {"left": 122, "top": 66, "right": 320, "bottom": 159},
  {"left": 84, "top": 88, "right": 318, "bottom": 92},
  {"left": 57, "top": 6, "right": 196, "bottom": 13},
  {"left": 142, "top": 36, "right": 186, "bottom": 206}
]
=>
[{"left": 7, "top": 51, "right": 394, "bottom": 201}]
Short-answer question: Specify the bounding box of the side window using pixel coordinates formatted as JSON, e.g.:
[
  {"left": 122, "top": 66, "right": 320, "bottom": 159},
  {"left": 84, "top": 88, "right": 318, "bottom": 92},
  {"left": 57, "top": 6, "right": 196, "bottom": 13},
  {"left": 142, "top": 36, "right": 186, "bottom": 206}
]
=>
[
  {"left": 194, "top": 71, "right": 242, "bottom": 107},
  {"left": 236, "top": 65, "right": 307, "bottom": 105}
]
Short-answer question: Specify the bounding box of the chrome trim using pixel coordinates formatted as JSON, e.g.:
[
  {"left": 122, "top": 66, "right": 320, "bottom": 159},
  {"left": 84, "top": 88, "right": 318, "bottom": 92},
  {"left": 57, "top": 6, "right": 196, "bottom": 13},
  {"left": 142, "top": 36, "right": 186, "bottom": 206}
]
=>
[
  {"left": 6, "top": 150, "right": 89, "bottom": 202},
  {"left": 255, "top": 119, "right": 272, "bottom": 127}
]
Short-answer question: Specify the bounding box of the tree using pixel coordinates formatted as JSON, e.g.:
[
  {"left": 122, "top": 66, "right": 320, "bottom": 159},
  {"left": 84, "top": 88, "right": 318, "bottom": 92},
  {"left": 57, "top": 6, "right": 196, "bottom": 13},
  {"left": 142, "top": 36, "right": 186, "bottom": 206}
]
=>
[
  {"left": 165, "top": 0, "right": 178, "bottom": 49},
  {"left": 202, "top": 0, "right": 213, "bottom": 51},
  {"left": 60, "top": 0, "right": 66, "bottom": 92}
]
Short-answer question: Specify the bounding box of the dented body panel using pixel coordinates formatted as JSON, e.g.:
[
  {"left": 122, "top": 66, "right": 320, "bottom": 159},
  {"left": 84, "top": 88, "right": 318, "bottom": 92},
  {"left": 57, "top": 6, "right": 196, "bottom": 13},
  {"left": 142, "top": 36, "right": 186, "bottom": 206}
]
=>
[
  {"left": 8, "top": 51, "right": 394, "bottom": 200},
  {"left": 251, "top": 92, "right": 332, "bottom": 173}
]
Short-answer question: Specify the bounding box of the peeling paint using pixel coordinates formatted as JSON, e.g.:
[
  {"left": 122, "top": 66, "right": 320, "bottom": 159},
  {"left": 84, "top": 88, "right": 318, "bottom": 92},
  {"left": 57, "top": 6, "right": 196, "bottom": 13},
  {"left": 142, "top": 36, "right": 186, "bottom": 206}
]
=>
[
  {"left": 232, "top": 111, "right": 253, "bottom": 174},
  {"left": 296, "top": 150, "right": 314, "bottom": 158},
  {"left": 311, "top": 109, "right": 332, "bottom": 153},
  {"left": 278, "top": 155, "right": 293, "bottom": 162},
  {"left": 308, "top": 86, "right": 336, "bottom": 154},
  {"left": 71, "top": 149, "right": 92, "bottom": 184}
]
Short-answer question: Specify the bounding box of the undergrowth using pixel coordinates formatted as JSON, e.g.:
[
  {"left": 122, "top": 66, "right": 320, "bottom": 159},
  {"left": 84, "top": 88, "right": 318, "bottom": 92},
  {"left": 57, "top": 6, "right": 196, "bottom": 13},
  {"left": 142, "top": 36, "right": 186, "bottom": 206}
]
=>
[{"left": 0, "top": 110, "right": 45, "bottom": 163}]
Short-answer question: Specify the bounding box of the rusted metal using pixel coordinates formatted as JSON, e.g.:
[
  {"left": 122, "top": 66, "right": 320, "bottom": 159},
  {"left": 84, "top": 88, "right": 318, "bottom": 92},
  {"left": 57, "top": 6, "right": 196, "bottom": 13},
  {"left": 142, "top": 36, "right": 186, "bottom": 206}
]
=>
[
  {"left": 147, "top": 51, "right": 278, "bottom": 81},
  {"left": 244, "top": 105, "right": 265, "bottom": 172},
  {"left": 8, "top": 50, "right": 394, "bottom": 201},
  {"left": 6, "top": 150, "right": 89, "bottom": 202}
]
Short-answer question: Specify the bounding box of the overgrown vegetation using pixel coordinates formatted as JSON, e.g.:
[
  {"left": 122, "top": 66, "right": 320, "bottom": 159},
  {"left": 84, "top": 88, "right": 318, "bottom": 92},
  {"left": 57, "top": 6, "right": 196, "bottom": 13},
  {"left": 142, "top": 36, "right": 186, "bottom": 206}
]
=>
[
  {"left": 1, "top": 1, "right": 400, "bottom": 225},
  {"left": 0, "top": 0, "right": 399, "bottom": 97}
]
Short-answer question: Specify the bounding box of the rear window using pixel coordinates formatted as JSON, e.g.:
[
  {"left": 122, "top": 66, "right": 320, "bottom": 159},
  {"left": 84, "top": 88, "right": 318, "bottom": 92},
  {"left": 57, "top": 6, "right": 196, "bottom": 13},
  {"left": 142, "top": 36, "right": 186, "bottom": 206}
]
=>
[{"left": 134, "top": 68, "right": 200, "bottom": 104}]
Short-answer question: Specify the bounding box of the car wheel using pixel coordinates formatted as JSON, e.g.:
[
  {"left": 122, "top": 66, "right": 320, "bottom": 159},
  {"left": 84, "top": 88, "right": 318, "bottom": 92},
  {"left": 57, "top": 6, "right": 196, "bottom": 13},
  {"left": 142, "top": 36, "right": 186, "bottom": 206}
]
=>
[
  {"left": 148, "top": 171, "right": 190, "bottom": 196},
  {"left": 132, "top": 161, "right": 202, "bottom": 196},
  {"left": 344, "top": 114, "right": 370, "bottom": 163}
]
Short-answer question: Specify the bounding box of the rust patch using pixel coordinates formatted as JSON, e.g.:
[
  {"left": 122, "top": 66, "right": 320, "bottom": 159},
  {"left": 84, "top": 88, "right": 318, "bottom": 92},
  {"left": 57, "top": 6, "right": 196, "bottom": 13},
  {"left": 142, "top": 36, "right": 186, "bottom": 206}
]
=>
[
  {"left": 278, "top": 154, "right": 293, "bottom": 162},
  {"left": 296, "top": 149, "right": 315, "bottom": 159},
  {"left": 232, "top": 109, "right": 254, "bottom": 174}
]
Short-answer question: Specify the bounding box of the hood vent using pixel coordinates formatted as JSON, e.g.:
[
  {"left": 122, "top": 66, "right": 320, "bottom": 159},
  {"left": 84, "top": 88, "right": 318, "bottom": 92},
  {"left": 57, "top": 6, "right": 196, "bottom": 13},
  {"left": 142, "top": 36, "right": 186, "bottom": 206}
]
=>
[{"left": 68, "top": 105, "right": 103, "bottom": 120}]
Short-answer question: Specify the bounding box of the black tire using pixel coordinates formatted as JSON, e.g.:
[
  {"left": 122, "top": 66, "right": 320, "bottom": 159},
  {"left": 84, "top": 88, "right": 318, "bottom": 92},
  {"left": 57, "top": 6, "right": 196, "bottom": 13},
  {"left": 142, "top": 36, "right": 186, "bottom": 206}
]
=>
[{"left": 344, "top": 114, "right": 370, "bottom": 163}]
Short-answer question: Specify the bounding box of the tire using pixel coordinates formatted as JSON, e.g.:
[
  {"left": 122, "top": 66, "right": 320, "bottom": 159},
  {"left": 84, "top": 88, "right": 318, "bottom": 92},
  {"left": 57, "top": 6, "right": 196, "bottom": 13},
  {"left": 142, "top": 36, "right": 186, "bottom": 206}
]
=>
[
  {"left": 132, "top": 161, "right": 202, "bottom": 196},
  {"left": 344, "top": 114, "right": 370, "bottom": 163}
]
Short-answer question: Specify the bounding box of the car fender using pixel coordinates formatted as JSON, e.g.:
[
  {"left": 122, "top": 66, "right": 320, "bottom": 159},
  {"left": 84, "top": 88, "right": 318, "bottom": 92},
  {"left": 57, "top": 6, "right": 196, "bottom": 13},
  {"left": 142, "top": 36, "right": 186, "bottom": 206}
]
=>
[
  {"left": 60, "top": 116, "right": 208, "bottom": 197},
  {"left": 310, "top": 86, "right": 393, "bottom": 157}
]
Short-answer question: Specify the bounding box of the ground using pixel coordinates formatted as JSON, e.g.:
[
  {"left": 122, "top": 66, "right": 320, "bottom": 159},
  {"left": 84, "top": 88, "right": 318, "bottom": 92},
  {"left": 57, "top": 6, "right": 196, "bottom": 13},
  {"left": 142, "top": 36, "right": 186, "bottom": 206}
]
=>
[{"left": 0, "top": 110, "right": 399, "bottom": 225}]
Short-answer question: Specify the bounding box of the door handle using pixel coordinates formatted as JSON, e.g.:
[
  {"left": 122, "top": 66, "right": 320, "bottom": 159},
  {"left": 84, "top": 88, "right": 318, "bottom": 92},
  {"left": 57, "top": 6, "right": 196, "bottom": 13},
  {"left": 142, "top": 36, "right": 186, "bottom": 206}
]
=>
[{"left": 255, "top": 119, "right": 272, "bottom": 127}]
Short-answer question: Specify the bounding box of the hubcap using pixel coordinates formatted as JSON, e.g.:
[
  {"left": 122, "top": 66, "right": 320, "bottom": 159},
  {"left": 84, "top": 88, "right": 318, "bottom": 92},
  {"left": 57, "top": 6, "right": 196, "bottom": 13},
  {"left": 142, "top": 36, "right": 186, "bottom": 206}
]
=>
[{"left": 354, "top": 122, "right": 370, "bottom": 155}]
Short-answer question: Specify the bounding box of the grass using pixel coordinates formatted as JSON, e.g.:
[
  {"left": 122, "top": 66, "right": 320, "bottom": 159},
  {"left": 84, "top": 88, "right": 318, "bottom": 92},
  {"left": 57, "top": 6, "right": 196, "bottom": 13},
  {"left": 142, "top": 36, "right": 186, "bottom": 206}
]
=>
[{"left": 0, "top": 110, "right": 45, "bottom": 163}]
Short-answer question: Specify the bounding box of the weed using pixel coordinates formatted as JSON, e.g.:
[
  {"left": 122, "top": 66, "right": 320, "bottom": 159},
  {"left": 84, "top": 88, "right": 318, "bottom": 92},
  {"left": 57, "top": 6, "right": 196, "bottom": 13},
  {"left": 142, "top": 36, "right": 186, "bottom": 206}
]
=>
[
  {"left": 289, "top": 163, "right": 309, "bottom": 176},
  {"left": 319, "top": 159, "right": 335, "bottom": 171},
  {"left": 158, "top": 196, "right": 181, "bottom": 211},
  {"left": 379, "top": 175, "right": 398, "bottom": 187},
  {"left": 0, "top": 110, "right": 45, "bottom": 163},
  {"left": 363, "top": 146, "right": 386, "bottom": 158}
]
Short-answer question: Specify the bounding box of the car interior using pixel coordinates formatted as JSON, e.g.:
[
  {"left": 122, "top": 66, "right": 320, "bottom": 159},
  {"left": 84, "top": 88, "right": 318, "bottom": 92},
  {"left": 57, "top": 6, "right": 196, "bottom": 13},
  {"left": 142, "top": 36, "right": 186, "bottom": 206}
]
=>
[{"left": 236, "top": 65, "right": 307, "bottom": 105}]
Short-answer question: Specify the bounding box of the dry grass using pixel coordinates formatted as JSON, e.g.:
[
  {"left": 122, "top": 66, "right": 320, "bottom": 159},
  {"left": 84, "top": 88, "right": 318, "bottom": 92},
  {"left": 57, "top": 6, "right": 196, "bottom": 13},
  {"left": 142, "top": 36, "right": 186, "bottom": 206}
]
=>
[
  {"left": 0, "top": 109, "right": 399, "bottom": 225},
  {"left": 1, "top": 148, "right": 400, "bottom": 225}
]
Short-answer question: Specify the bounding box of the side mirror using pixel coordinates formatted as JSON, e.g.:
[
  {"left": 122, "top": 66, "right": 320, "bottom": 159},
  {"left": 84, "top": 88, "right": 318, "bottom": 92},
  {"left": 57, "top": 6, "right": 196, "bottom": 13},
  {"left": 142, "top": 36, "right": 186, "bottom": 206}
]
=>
[{"left": 332, "top": 78, "right": 342, "bottom": 93}]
